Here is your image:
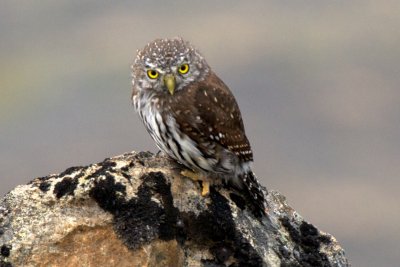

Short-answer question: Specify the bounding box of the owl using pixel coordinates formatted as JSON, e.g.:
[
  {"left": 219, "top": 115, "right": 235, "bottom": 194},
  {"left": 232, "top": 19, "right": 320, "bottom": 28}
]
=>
[{"left": 131, "top": 37, "right": 266, "bottom": 217}]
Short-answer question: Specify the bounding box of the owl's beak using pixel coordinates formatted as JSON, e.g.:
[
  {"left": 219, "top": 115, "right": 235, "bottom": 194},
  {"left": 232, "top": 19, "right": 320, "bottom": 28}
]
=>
[{"left": 164, "top": 74, "right": 176, "bottom": 95}]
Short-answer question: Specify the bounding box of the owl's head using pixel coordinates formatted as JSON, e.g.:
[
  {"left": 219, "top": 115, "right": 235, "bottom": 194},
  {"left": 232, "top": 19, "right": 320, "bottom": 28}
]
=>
[{"left": 131, "top": 37, "right": 210, "bottom": 96}]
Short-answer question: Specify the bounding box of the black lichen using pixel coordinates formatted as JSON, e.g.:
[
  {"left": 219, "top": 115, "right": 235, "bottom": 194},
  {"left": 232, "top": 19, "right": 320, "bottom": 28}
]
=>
[
  {"left": 97, "top": 158, "right": 117, "bottom": 169},
  {"left": 281, "top": 218, "right": 301, "bottom": 243},
  {"left": 184, "top": 188, "right": 263, "bottom": 267},
  {"left": 85, "top": 158, "right": 117, "bottom": 180},
  {"left": 232, "top": 236, "right": 263, "bottom": 267},
  {"left": 120, "top": 165, "right": 130, "bottom": 173},
  {"left": 120, "top": 161, "right": 134, "bottom": 181},
  {"left": 136, "top": 151, "right": 154, "bottom": 159},
  {"left": 89, "top": 175, "right": 126, "bottom": 212},
  {"left": 28, "top": 175, "right": 54, "bottom": 188},
  {"left": 0, "top": 245, "right": 11, "bottom": 257},
  {"left": 229, "top": 192, "right": 246, "bottom": 210},
  {"left": 120, "top": 171, "right": 131, "bottom": 180},
  {"left": 38, "top": 182, "right": 51, "bottom": 192},
  {"left": 89, "top": 167, "right": 263, "bottom": 265},
  {"left": 114, "top": 196, "right": 164, "bottom": 249},
  {"left": 211, "top": 243, "right": 233, "bottom": 263},
  {"left": 59, "top": 166, "right": 84, "bottom": 178},
  {"left": 116, "top": 172, "right": 179, "bottom": 248},
  {"left": 183, "top": 188, "right": 236, "bottom": 244},
  {"left": 135, "top": 151, "right": 154, "bottom": 166},
  {"left": 281, "top": 218, "right": 330, "bottom": 267},
  {"left": 89, "top": 171, "right": 179, "bottom": 249},
  {"left": 223, "top": 179, "right": 264, "bottom": 218},
  {"left": 145, "top": 174, "right": 180, "bottom": 241},
  {"left": 53, "top": 177, "right": 79, "bottom": 198}
]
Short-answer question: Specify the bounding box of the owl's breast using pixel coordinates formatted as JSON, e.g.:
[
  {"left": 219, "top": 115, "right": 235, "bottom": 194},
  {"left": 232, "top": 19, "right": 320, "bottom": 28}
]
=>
[{"left": 137, "top": 98, "right": 217, "bottom": 173}]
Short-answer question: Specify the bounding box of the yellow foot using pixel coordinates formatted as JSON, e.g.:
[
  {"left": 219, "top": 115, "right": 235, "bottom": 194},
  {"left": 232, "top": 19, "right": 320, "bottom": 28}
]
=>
[
  {"left": 201, "top": 181, "right": 210, "bottom": 196},
  {"left": 180, "top": 170, "right": 200, "bottom": 181},
  {"left": 180, "top": 170, "right": 210, "bottom": 196}
]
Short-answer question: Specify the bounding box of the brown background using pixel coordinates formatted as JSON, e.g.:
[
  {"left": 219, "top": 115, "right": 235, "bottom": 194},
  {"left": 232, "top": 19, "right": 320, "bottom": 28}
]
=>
[{"left": 1, "top": 1, "right": 399, "bottom": 266}]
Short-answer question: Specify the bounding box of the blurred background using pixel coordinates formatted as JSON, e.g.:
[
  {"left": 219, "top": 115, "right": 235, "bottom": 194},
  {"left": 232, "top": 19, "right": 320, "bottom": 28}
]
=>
[{"left": 1, "top": 1, "right": 399, "bottom": 266}]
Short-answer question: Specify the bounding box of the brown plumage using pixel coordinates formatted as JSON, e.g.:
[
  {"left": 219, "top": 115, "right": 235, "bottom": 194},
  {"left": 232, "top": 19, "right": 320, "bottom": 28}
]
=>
[{"left": 167, "top": 71, "right": 253, "bottom": 162}]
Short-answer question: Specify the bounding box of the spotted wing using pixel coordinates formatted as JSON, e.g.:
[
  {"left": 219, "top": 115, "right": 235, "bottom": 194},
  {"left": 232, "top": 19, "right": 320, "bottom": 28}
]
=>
[{"left": 170, "top": 72, "right": 253, "bottom": 162}]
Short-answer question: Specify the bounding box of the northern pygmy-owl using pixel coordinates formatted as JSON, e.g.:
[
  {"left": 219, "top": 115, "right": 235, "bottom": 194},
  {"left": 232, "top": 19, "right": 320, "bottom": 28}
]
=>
[{"left": 131, "top": 37, "right": 266, "bottom": 217}]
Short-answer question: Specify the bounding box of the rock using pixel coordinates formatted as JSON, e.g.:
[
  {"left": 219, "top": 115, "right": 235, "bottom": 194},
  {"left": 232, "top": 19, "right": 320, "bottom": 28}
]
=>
[{"left": 0, "top": 151, "right": 350, "bottom": 267}]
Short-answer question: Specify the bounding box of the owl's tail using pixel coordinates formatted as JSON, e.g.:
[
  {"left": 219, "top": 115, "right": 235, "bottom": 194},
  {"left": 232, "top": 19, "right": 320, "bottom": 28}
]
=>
[{"left": 239, "top": 170, "right": 267, "bottom": 218}]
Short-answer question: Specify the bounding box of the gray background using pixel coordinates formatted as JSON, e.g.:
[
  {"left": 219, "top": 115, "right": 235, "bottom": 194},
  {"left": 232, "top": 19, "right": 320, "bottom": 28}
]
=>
[{"left": 1, "top": 1, "right": 399, "bottom": 266}]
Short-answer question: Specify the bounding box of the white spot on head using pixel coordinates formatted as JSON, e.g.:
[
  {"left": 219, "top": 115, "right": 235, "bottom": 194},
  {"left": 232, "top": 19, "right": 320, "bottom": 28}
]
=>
[
  {"left": 204, "top": 91, "right": 208, "bottom": 96},
  {"left": 214, "top": 97, "right": 218, "bottom": 103},
  {"left": 196, "top": 116, "right": 201, "bottom": 120}
]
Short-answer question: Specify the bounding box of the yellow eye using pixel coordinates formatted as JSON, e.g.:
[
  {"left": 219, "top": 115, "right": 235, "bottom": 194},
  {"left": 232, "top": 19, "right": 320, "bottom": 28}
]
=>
[
  {"left": 178, "top": 63, "right": 189, "bottom": 74},
  {"left": 147, "top": 69, "right": 159, "bottom": 79}
]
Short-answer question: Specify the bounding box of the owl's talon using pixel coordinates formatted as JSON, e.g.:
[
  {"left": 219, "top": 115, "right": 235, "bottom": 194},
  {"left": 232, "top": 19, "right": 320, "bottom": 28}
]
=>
[
  {"left": 180, "top": 170, "right": 200, "bottom": 181},
  {"left": 201, "top": 181, "right": 210, "bottom": 196}
]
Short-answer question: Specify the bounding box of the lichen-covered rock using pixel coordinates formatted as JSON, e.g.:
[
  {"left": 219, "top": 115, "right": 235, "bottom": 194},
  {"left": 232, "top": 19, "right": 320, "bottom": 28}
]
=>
[{"left": 0, "top": 151, "right": 350, "bottom": 267}]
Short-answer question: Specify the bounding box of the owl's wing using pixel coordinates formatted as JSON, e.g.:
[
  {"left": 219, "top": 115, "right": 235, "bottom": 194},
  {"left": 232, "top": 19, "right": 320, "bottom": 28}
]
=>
[{"left": 171, "top": 72, "right": 253, "bottom": 162}]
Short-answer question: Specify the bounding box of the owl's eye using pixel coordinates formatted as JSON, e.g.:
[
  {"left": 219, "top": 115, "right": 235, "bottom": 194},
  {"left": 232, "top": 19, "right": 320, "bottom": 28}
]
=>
[
  {"left": 178, "top": 63, "right": 189, "bottom": 74},
  {"left": 147, "top": 69, "right": 159, "bottom": 79}
]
